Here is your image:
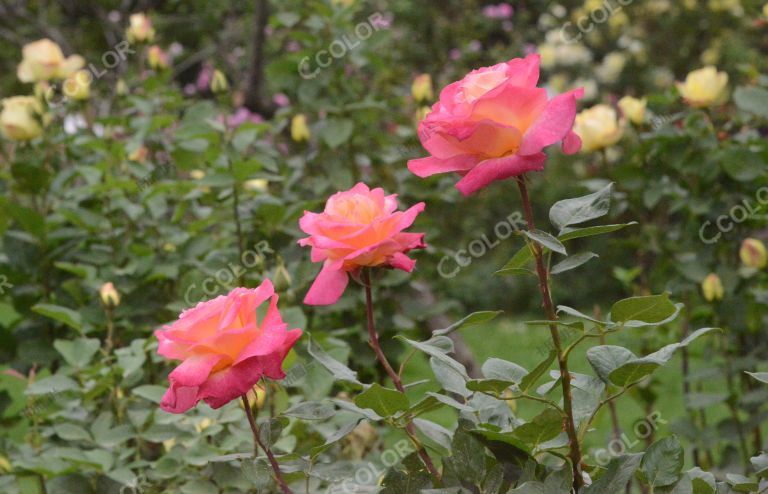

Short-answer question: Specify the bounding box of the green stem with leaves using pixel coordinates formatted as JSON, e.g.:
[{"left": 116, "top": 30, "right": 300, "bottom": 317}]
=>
[
  {"left": 515, "top": 176, "right": 583, "bottom": 491},
  {"left": 361, "top": 269, "right": 442, "bottom": 482}
]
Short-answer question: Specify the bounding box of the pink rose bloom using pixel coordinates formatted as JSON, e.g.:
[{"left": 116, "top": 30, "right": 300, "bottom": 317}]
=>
[
  {"left": 155, "top": 280, "right": 302, "bottom": 413},
  {"left": 298, "top": 183, "right": 426, "bottom": 306},
  {"left": 408, "top": 54, "right": 583, "bottom": 196}
]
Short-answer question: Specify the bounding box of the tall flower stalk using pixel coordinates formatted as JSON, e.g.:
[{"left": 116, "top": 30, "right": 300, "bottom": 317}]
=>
[
  {"left": 515, "top": 175, "right": 583, "bottom": 490},
  {"left": 362, "top": 269, "right": 442, "bottom": 482},
  {"left": 242, "top": 393, "right": 293, "bottom": 494}
]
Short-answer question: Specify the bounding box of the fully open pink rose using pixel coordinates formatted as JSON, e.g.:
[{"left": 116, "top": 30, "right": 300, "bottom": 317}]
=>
[
  {"left": 155, "top": 280, "right": 301, "bottom": 413},
  {"left": 408, "top": 54, "right": 583, "bottom": 196},
  {"left": 299, "top": 183, "right": 425, "bottom": 306}
]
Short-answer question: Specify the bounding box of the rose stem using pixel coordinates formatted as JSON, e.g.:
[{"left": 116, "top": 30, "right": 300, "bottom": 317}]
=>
[
  {"left": 241, "top": 394, "right": 293, "bottom": 494},
  {"left": 516, "top": 175, "right": 584, "bottom": 490},
  {"left": 361, "top": 269, "right": 442, "bottom": 482}
]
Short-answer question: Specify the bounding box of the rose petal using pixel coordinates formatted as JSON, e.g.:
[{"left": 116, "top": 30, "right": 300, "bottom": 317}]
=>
[
  {"left": 455, "top": 153, "right": 547, "bottom": 196},
  {"left": 304, "top": 262, "right": 350, "bottom": 306}
]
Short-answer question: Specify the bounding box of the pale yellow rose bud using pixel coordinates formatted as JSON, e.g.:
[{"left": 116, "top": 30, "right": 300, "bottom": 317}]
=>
[
  {"left": 573, "top": 104, "right": 624, "bottom": 153},
  {"left": 0, "top": 96, "right": 44, "bottom": 141},
  {"left": 701, "top": 273, "right": 724, "bottom": 302},
  {"left": 0, "top": 455, "right": 11, "bottom": 473},
  {"left": 17, "top": 39, "right": 84, "bottom": 83},
  {"left": 618, "top": 96, "right": 646, "bottom": 125},
  {"left": 414, "top": 106, "right": 431, "bottom": 125},
  {"left": 740, "top": 238, "right": 767, "bottom": 269},
  {"left": 411, "top": 74, "right": 434, "bottom": 102},
  {"left": 764, "top": 3, "right": 768, "bottom": 17},
  {"left": 210, "top": 69, "right": 228, "bottom": 94},
  {"left": 190, "top": 170, "right": 206, "bottom": 180},
  {"left": 244, "top": 179, "right": 268, "bottom": 192},
  {"left": 291, "top": 114, "right": 310, "bottom": 142},
  {"left": 126, "top": 13, "right": 155, "bottom": 44},
  {"left": 241, "top": 385, "right": 266, "bottom": 409},
  {"left": 99, "top": 282, "right": 120, "bottom": 307},
  {"left": 676, "top": 66, "right": 729, "bottom": 108},
  {"left": 128, "top": 146, "right": 148, "bottom": 163},
  {"left": 116, "top": 79, "right": 128, "bottom": 96},
  {"left": 62, "top": 70, "right": 92, "bottom": 101},
  {"left": 147, "top": 45, "right": 169, "bottom": 70}
]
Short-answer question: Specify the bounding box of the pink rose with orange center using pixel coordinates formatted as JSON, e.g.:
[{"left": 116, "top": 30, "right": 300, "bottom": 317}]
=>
[
  {"left": 298, "top": 183, "right": 426, "bottom": 306},
  {"left": 155, "top": 280, "right": 301, "bottom": 413},
  {"left": 408, "top": 54, "right": 583, "bottom": 196}
]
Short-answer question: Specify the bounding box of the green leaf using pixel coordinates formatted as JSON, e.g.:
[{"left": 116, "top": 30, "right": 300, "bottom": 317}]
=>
[
  {"left": 520, "top": 350, "right": 556, "bottom": 392},
  {"left": 496, "top": 245, "right": 534, "bottom": 275},
  {"left": 639, "top": 436, "right": 684, "bottom": 488},
  {"left": 425, "top": 392, "right": 474, "bottom": 413},
  {"left": 610, "top": 294, "right": 679, "bottom": 326},
  {"left": 720, "top": 147, "right": 765, "bottom": 182},
  {"left": 32, "top": 304, "right": 83, "bottom": 332},
  {"left": 482, "top": 358, "right": 528, "bottom": 384},
  {"left": 432, "top": 310, "right": 503, "bottom": 336},
  {"left": 282, "top": 401, "right": 335, "bottom": 420},
  {"left": 549, "top": 183, "right": 613, "bottom": 232},
  {"left": 551, "top": 252, "right": 599, "bottom": 275},
  {"left": 307, "top": 337, "right": 361, "bottom": 385},
  {"left": 54, "top": 423, "right": 92, "bottom": 442},
  {"left": 586, "top": 454, "right": 643, "bottom": 494},
  {"left": 523, "top": 230, "right": 567, "bottom": 255},
  {"left": 751, "top": 453, "right": 768, "bottom": 478},
  {"left": 430, "top": 357, "right": 470, "bottom": 397},
  {"left": 321, "top": 118, "right": 354, "bottom": 148},
  {"left": 354, "top": 384, "right": 409, "bottom": 417},
  {"left": 734, "top": 86, "right": 768, "bottom": 118},
  {"left": 132, "top": 385, "right": 167, "bottom": 404},
  {"left": 53, "top": 338, "right": 101, "bottom": 368},
  {"left": 558, "top": 222, "right": 637, "bottom": 242},
  {"left": 513, "top": 408, "right": 563, "bottom": 446},
  {"left": 725, "top": 474, "right": 757, "bottom": 493},
  {"left": 687, "top": 467, "right": 716, "bottom": 494},
  {"left": 588, "top": 328, "right": 717, "bottom": 387},
  {"left": 746, "top": 371, "right": 768, "bottom": 384},
  {"left": 26, "top": 375, "right": 78, "bottom": 395}
]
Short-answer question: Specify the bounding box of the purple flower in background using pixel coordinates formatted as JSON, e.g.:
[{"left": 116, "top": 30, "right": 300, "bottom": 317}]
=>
[
  {"left": 196, "top": 63, "right": 214, "bottom": 93},
  {"left": 449, "top": 49, "right": 461, "bottom": 60},
  {"left": 224, "top": 107, "right": 263, "bottom": 128},
  {"left": 273, "top": 93, "right": 290, "bottom": 107},
  {"left": 286, "top": 41, "right": 301, "bottom": 53},
  {"left": 483, "top": 3, "right": 514, "bottom": 20}
]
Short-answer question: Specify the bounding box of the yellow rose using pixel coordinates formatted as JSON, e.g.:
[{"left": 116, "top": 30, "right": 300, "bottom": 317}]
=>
[
  {"left": 17, "top": 39, "right": 84, "bottom": 83},
  {"left": 676, "top": 66, "right": 729, "bottom": 108},
  {"left": 210, "top": 69, "right": 228, "bottom": 94},
  {"left": 291, "top": 114, "right": 310, "bottom": 142},
  {"left": 740, "top": 238, "right": 767, "bottom": 269},
  {"left": 147, "top": 45, "right": 169, "bottom": 70},
  {"left": 618, "top": 96, "right": 647, "bottom": 125},
  {"left": 62, "top": 70, "right": 92, "bottom": 100},
  {"left": 764, "top": 3, "right": 768, "bottom": 17},
  {"left": 99, "top": 282, "right": 120, "bottom": 307},
  {"left": 411, "top": 74, "right": 433, "bottom": 102},
  {"left": 126, "top": 13, "right": 155, "bottom": 43},
  {"left": 538, "top": 44, "right": 557, "bottom": 69},
  {"left": 190, "top": 170, "right": 206, "bottom": 180},
  {"left": 0, "top": 96, "right": 44, "bottom": 141},
  {"left": 573, "top": 104, "right": 624, "bottom": 153},
  {"left": 701, "top": 273, "right": 724, "bottom": 302}
]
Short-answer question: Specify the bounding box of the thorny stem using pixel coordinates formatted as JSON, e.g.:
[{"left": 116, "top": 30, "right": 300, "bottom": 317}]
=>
[
  {"left": 515, "top": 176, "right": 583, "bottom": 491},
  {"left": 362, "top": 269, "right": 442, "bottom": 482},
  {"left": 241, "top": 394, "right": 293, "bottom": 494}
]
